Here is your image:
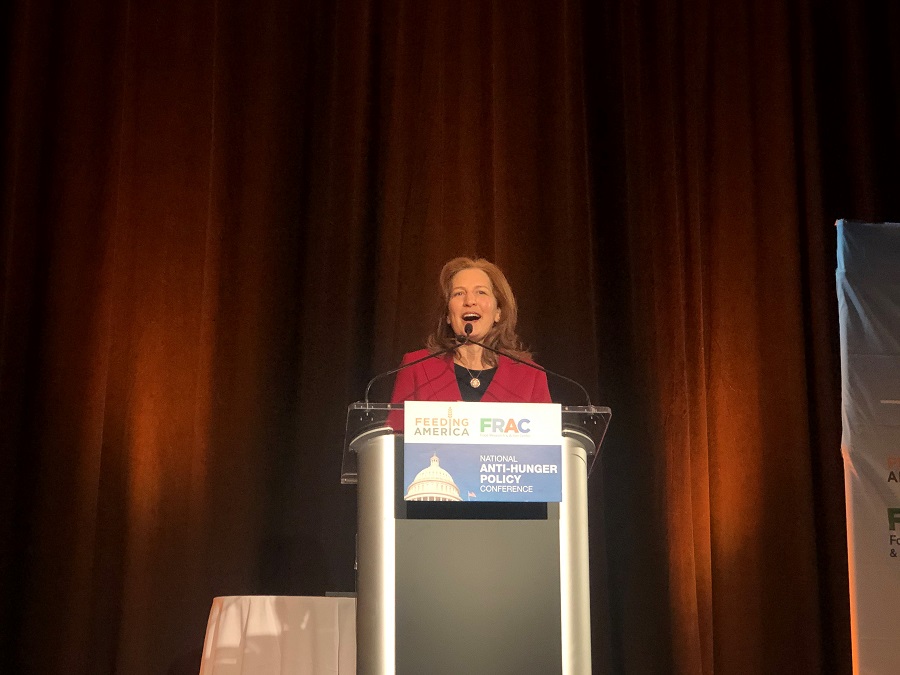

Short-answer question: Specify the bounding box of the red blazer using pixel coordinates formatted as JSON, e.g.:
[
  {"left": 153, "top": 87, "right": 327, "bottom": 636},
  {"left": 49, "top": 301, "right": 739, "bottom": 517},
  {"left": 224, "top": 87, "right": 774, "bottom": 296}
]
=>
[{"left": 387, "top": 349, "right": 551, "bottom": 431}]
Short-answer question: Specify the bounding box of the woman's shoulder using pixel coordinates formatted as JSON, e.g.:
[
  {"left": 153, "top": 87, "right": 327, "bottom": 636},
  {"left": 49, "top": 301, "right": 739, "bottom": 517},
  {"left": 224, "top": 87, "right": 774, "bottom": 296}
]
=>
[
  {"left": 401, "top": 348, "right": 432, "bottom": 363},
  {"left": 499, "top": 353, "right": 542, "bottom": 370}
]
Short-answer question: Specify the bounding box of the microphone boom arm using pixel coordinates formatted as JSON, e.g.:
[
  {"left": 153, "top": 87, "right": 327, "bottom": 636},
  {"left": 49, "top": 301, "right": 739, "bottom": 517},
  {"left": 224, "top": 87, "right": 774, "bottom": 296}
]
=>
[
  {"left": 462, "top": 333, "right": 592, "bottom": 406},
  {"left": 363, "top": 340, "right": 464, "bottom": 404}
]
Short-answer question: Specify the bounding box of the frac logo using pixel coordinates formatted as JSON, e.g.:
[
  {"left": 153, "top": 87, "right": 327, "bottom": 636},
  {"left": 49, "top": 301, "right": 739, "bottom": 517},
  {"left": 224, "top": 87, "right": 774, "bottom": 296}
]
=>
[{"left": 480, "top": 418, "right": 531, "bottom": 434}]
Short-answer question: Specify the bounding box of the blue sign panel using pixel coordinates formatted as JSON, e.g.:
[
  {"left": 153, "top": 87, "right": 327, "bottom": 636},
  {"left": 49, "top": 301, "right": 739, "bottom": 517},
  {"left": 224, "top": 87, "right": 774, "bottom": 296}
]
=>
[{"left": 403, "top": 401, "right": 563, "bottom": 503}]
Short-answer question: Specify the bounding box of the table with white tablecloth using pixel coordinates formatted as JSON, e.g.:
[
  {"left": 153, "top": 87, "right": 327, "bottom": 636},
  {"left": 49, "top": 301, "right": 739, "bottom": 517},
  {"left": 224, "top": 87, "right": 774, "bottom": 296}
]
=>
[{"left": 199, "top": 596, "right": 356, "bottom": 674}]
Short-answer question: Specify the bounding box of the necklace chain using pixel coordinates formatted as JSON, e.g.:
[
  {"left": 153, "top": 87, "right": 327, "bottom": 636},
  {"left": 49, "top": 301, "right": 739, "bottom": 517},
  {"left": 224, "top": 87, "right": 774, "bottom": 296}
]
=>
[{"left": 457, "top": 357, "right": 485, "bottom": 389}]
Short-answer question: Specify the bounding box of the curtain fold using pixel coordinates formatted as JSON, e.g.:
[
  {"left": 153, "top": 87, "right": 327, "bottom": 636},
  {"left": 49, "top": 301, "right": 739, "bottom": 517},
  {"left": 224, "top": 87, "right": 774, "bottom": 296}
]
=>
[{"left": 4, "top": 0, "right": 898, "bottom": 672}]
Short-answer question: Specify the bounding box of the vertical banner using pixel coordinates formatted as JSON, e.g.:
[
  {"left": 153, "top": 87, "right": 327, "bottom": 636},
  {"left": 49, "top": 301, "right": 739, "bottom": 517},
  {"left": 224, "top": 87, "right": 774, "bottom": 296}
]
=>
[
  {"left": 403, "top": 401, "right": 563, "bottom": 502},
  {"left": 837, "top": 220, "right": 900, "bottom": 672}
]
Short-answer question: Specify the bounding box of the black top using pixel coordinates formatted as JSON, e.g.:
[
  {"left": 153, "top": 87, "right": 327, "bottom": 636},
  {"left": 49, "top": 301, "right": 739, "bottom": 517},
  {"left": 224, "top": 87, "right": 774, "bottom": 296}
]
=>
[{"left": 454, "top": 364, "right": 498, "bottom": 402}]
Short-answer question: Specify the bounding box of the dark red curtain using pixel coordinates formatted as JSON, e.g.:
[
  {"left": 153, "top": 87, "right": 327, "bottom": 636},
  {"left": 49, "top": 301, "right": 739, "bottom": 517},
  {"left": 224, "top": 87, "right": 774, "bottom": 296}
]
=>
[{"left": 3, "top": 0, "right": 898, "bottom": 672}]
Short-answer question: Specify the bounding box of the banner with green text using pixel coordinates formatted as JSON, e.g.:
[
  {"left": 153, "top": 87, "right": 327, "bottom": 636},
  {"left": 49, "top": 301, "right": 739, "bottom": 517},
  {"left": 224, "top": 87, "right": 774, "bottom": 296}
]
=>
[
  {"left": 403, "top": 401, "right": 562, "bottom": 502},
  {"left": 837, "top": 220, "right": 900, "bottom": 672}
]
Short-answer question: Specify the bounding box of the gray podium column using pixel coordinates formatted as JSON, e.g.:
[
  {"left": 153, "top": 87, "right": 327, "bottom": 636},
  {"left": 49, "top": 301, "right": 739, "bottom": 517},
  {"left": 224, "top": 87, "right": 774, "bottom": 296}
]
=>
[
  {"left": 354, "top": 429, "right": 396, "bottom": 674},
  {"left": 353, "top": 427, "right": 597, "bottom": 675}
]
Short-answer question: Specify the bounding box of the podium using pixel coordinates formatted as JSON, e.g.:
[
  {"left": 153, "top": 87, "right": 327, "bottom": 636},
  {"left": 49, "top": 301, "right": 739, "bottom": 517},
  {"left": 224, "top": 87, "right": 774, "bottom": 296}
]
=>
[{"left": 342, "top": 402, "right": 610, "bottom": 675}]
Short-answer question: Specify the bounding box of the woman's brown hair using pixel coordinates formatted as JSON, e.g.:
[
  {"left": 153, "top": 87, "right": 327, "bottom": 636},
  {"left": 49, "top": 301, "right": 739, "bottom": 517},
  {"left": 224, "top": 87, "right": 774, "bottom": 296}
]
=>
[{"left": 424, "top": 257, "right": 533, "bottom": 367}]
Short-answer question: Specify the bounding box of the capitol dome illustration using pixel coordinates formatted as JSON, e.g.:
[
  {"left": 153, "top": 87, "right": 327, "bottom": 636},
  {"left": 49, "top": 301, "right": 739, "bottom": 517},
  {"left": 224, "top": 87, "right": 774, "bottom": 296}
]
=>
[{"left": 405, "top": 454, "right": 462, "bottom": 501}]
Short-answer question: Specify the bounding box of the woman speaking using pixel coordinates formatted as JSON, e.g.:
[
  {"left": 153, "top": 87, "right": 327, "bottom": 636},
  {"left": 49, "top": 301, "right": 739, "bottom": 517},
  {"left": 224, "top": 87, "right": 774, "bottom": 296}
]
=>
[{"left": 390, "top": 257, "right": 551, "bottom": 405}]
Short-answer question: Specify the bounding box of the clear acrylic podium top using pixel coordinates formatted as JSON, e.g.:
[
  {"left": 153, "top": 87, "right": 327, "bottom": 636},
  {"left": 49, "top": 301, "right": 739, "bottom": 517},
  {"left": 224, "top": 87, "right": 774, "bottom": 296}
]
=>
[{"left": 341, "top": 401, "right": 611, "bottom": 484}]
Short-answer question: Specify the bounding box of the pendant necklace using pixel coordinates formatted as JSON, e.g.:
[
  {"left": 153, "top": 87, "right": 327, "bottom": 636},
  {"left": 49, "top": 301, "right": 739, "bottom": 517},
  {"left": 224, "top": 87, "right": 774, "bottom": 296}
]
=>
[{"left": 459, "top": 360, "right": 484, "bottom": 389}]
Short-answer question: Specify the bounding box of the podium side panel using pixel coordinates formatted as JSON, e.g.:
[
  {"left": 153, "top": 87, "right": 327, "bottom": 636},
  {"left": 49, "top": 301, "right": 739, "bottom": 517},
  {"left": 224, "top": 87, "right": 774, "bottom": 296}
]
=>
[
  {"left": 356, "top": 433, "right": 396, "bottom": 675},
  {"left": 560, "top": 432, "right": 592, "bottom": 675}
]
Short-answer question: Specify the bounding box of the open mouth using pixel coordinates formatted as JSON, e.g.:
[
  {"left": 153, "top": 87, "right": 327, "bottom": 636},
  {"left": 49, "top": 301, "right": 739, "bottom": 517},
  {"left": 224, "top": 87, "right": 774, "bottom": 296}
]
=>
[{"left": 462, "top": 313, "right": 481, "bottom": 321}]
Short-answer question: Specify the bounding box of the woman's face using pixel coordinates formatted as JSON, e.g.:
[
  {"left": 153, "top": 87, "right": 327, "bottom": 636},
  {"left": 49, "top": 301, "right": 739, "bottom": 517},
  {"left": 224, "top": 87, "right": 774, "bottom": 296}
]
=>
[{"left": 446, "top": 267, "right": 501, "bottom": 341}]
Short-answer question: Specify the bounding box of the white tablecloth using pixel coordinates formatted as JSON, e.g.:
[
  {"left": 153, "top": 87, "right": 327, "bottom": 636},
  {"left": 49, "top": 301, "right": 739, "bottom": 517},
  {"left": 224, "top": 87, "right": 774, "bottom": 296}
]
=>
[{"left": 199, "top": 596, "right": 356, "bottom": 674}]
